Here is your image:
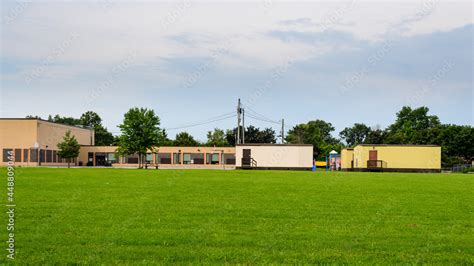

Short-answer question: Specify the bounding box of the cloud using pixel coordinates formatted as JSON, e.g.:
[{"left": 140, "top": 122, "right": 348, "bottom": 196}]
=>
[
  {"left": 279, "top": 18, "right": 316, "bottom": 27},
  {"left": 1, "top": 1, "right": 472, "bottom": 139}
]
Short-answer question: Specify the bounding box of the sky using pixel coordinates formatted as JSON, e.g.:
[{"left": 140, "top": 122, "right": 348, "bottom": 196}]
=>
[{"left": 1, "top": 0, "right": 472, "bottom": 142}]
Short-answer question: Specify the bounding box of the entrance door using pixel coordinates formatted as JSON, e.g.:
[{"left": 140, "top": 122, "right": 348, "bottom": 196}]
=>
[
  {"left": 369, "top": 150, "right": 378, "bottom": 161},
  {"left": 242, "top": 149, "right": 251, "bottom": 166},
  {"left": 95, "top": 153, "right": 106, "bottom": 166}
]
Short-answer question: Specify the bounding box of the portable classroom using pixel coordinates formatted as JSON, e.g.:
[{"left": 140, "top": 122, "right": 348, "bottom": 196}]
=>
[
  {"left": 341, "top": 144, "right": 441, "bottom": 172},
  {"left": 236, "top": 144, "right": 314, "bottom": 170}
]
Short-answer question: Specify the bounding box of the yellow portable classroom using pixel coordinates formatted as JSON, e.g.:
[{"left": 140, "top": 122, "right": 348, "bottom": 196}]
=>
[{"left": 341, "top": 144, "right": 441, "bottom": 173}]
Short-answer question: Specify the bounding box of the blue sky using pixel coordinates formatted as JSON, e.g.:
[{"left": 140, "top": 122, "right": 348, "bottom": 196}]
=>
[{"left": 1, "top": 1, "right": 472, "bottom": 141}]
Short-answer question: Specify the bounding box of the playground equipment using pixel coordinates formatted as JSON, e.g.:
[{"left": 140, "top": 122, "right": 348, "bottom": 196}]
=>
[{"left": 326, "top": 150, "right": 341, "bottom": 171}]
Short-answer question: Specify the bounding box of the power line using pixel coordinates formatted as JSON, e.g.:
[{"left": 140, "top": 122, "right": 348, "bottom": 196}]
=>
[
  {"left": 165, "top": 113, "right": 236, "bottom": 131},
  {"left": 245, "top": 113, "right": 281, "bottom": 125},
  {"left": 241, "top": 103, "right": 281, "bottom": 124}
]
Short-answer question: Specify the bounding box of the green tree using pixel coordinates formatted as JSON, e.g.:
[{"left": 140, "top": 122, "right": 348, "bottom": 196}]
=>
[
  {"left": 438, "top": 124, "right": 474, "bottom": 166},
  {"left": 25, "top": 115, "right": 42, "bottom": 119},
  {"left": 80, "top": 111, "right": 114, "bottom": 146},
  {"left": 206, "top": 128, "right": 229, "bottom": 147},
  {"left": 225, "top": 126, "right": 277, "bottom": 145},
  {"left": 364, "top": 127, "right": 387, "bottom": 144},
  {"left": 339, "top": 123, "right": 371, "bottom": 147},
  {"left": 386, "top": 106, "right": 441, "bottom": 144},
  {"left": 159, "top": 129, "right": 175, "bottom": 146},
  {"left": 80, "top": 111, "right": 102, "bottom": 127},
  {"left": 174, "top": 132, "right": 200, "bottom": 146},
  {"left": 57, "top": 130, "right": 81, "bottom": 168},
  {"left": 48, "top": 114, "right": 82, "bottom": 126},
  {"left": 94, "top": 124, "right": 115, "bottom": 146},
  {"left": 116, "top": 108, "right": 162, "bottom": 168},
  {"left": 286, "top": 119, "right": 340, "bottom": 160}
]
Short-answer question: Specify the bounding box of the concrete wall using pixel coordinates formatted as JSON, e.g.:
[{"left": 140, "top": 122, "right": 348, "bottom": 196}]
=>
[
  {"left": 236, "top": 144, "right": 313, "bottom": 169},
  {"left": 351, "top": 145, "right": 441, "bottom": 170},
  {"left": 0, "top": 119, "right": 38, "bottom": 149},
  {"left": 341, "top": 148, "right": 354, "bottom": 169},
  {"left": 37, "top": 120, "right": 94, "bottom": 147},
  {"left": 0, "top": 119, "right": 94, "bottom": 166}
]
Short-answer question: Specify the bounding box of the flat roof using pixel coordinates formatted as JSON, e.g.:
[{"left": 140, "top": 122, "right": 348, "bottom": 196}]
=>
[
  {"left": 0, "top": 118, "right": 93, "bottom": 131},
  {"left": 236, "top": 144, "right": 313, "bottom": 147},
  {"left": 357, "top": 144, "right": 441, "bottom": 147}
]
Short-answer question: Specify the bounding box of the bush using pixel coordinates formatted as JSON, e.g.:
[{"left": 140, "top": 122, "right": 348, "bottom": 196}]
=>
[{"left": 462, "top": 167, "right": 474, "bottom": 174}]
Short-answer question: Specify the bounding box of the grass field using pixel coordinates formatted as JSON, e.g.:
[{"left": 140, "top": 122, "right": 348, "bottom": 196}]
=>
[{"left": 1, "top": 168, "right": 473, "bottom": 264}]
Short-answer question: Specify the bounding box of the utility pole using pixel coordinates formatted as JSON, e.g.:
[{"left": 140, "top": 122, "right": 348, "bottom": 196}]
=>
[
  {"left": 237, "top": 99, "right": 241, "bottom": 145},
  {"left": 242, "top": 108, "right": 245, "bottom": 144},
  {"left": 281, "top": 119, "right": 285, "bottom": 144}
]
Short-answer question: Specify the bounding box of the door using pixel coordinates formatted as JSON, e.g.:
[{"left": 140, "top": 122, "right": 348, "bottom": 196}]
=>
[
  {"left": 368, "top": 150, "right": 378, "bottom": 168},
  {"left": 242, "top": 149, "right": 251, "bottom": 166},
  {"left": 95, "top": 153, "right": 106, "bottom": 166},
  {"left": 369, "top": 150, "right": 378, "bottom": 161}
]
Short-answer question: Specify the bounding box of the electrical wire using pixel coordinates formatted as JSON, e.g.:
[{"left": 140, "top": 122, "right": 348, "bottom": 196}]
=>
[
  {"left": 245, "top": 113, "right": 281, "bottom": 125},
  {"left": 242, "top": 103, "right": 281, "bottom": 124},
  {"left": 165, "top": 113, "right": 236, "bottom": 131}
]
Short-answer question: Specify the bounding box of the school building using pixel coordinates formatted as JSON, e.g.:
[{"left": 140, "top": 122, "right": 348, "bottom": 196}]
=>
[
  {"left": 1, "top": 118, "right": 311, "bottom": 170},
  {"left": 0, "top": 118, "right": 94, "bottom": 167}
]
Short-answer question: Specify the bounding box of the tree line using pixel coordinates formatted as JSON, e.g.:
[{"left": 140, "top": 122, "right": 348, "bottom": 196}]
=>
[
  {"left": 285, "top": 106, "right": 473, "bottom": 166},
  {"left": 31, "top": 105, "right": 473, "bottom": 167}
]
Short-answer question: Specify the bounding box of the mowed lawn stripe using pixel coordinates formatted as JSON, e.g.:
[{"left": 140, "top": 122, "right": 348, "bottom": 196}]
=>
[{"left": 2, "top": 168, "right": 473, "bottom": 264}]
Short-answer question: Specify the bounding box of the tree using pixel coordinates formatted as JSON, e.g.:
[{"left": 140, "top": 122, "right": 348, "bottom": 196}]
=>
[
  {"left": 225, "top": 128, "right": 237, "bottom": 146},
  {"left": 94, "top": 124, "right": 115, "bottom": 146},
  {"left": 339, "top": 123, "right": 371, "bottom": 147},
  {"left": 48, "top": 114, "right": 82, "bottom": 126},
  {"left": 286, "top": 119, "right": 340, "bottom": 160},
  {"left": 25, "top": 115, "right": 42, "bottom": 119},
  {"left": 80, "top": 111, "right": 102, "bottom": 127},
  {"left": 57, "top": 130, "right": 81, "bottom": 168},
  {"left": 437, "top": 124, "right": 474, "bottom": 166},
  {"left": 385, "top": 106, "right": 441, "bottom": 144},
  {"left": 365, "top": 127, "right": 387, "bottom": 144},
  {"left": 174, "top": 132, "right": 200, "bottom": 146},
  {"left": 225, "top": 126, "right": 277, "bottom": 145},
  {"left": 116, "top": 108, "right": 162, "bottom": 168},
  {"left": 80, "top": 111, "right": 114, "bottom": 146},
  {"left": 206, "top": 128, "right": 229, "bottom": 147},
  {"left": 159, "top": 129, "right": 174, "bottom": 146}
]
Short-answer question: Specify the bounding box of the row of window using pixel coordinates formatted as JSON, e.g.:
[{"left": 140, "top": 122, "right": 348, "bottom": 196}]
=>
[
  {"left": 2, "top": 148, "right": 71, "bottom": 163},
  {"left": 87, "top": 152, "right": 237, "bottom": 165}
]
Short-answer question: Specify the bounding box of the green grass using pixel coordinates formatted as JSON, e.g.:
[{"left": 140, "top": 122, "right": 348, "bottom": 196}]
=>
[{"left": 1, "top": 168, "right": 473, "bottom": 264}]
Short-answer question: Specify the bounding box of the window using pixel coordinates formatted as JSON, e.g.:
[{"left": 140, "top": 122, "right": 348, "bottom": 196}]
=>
[
  {"left": 157, "top": 153, "right": 171, "bottom": 164},
  {"left": 127, "top": 154, "right": 138, "bottom": 164},
  {"left": 88, "top": 152, "right": 94, "bottom": 162},
  {"left": 30, "top": 148, "right": 38, "bottom": 162},
  {"left": 52, "top": 150, "right": 57, "bottom": 163},
  {"left": 183, "top": 153, "right": 191, "bottom": 164},
  {"left": 186, "top": 153, "right": 204, "bottom": 164},
  {"left": 46, "top": 150, "right": 52, "bottom": 163},
  {"left": 146, "top": 153, "right": 154, "bottom": 163},
  {"left": 173, "top": 153, "right": 181, "bottom": 164},
  {"left": 206, "top": 153, "right": 220, "bottom": 164},
  {"left": 3, "top": 149, "right": 13, "bottom": 162},
  {"left": 39, "top": 149, "right": 45, "bottom": 163},
  {"left": 14, "top": 149, "right": 22, "bottom": 162},
  {"left": 107, "top": 153, "right": 116, "bottom": 164},
  {"left": 23, "top": 149, "right": 29, "bottom": 162},
  {"left": 224, "top": 153, "right": 236, "bottom": 165}
]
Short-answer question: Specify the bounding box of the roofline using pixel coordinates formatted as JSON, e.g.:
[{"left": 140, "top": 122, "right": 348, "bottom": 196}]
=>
[
  {"left": 356, "top": 144, "right": 441, "bottom": 147},
  {"left": 0, "top": 118, "right": 94, "bottom": 131},
  {"left": 236, "top": 144, "right": 313, "bottom": 147}
]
